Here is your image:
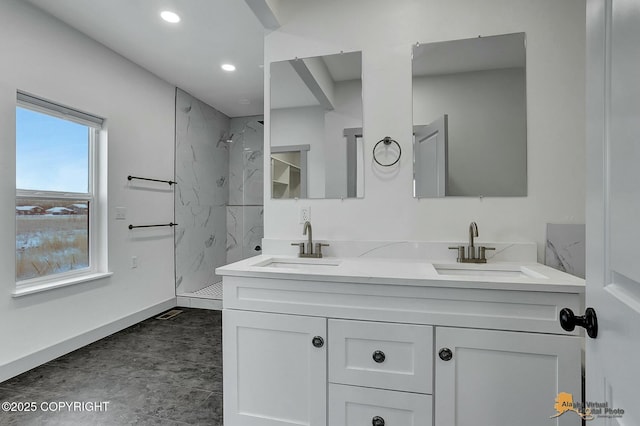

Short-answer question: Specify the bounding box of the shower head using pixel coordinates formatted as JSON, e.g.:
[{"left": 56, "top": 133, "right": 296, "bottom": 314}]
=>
[{"left": 217, "top": 132, "right": 234, "bottom": 147}]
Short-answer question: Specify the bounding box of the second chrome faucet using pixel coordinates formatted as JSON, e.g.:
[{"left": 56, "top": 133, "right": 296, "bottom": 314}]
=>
[
  {"left": 291, "top": 221, "right": 329, "bottom": 258},
  {"left": 449, "top": 221, "right": 495, "bottom": 263}
]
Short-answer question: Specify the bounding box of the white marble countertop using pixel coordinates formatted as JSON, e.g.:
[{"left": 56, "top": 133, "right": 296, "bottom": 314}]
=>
[{"left": 216, "top": 255, "right": 585, "bottom": 293}]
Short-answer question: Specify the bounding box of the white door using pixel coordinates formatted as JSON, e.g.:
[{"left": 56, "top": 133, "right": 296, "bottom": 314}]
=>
[
  {"left": 413, "top": 115, "right": 448, "bottom": 197},
  {"left": 434, "top": 327, "right": 581, "bottom": 426},
  {"left": 223, "top": 310, "right": 327, "bottom": 426},
  {"left": 586, "top": 0, "right": 640, "bottom": 423}
]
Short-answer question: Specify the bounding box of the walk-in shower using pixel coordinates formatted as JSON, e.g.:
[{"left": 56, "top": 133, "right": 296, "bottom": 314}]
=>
[{"left": 174, "top": 88, "right": 264, "bottom": 309}]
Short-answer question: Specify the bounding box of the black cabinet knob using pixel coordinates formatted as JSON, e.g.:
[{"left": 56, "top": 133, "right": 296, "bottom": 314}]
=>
[
  {"left": 372, "top": 416, "right": 385, "bottom": 426},
  {"left": 439, "top": 347, "right": 453, "bottom": 361},
  {"left": 312, "top": 336, "right": 324, "bottom": 348},
  {"left": 372, "top": 350, "right": 386, "bottom": 363},
  {"left": 559, "top": 307, "right": 598, "bottom": 338}
]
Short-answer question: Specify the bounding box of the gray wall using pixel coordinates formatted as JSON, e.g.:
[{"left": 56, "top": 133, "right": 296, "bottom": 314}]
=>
[
  {"left": 324, "top": 80, "right": 363, "bottom": 198},
  {"left": 270, "top": 80, "right": 362, "bottom": 199},
  {"left": 413, "top": 68, "right": 527, "bottom": 196},
  {"left": 271, "top": 106, "right": 326, "bottom": 197}
]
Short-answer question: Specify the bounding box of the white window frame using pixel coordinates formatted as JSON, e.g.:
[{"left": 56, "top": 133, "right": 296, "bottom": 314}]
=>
[{"left": 14, "top": 92, "right": 111, "bottom": 296}]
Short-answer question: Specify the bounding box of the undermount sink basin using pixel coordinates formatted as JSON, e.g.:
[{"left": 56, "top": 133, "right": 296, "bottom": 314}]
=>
[
  {"left": 433, "top": 264, "right": 546, "bottom": 279},
  {"left": 254, "top": 257, "right": 342, "bottom": 269}
]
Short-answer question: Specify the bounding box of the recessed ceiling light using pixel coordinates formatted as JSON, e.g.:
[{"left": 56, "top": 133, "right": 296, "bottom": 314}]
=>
[
  {"left": 221, "top": 64, "right": 236, "bottom": 72},
  {"left": 160, "top": 11, "right": 180, "bottom": 23}
]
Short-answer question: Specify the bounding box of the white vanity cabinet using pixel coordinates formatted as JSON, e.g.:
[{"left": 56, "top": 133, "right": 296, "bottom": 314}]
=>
[{"left": 220, "top": 268, "right": 584, "bottom": 426}]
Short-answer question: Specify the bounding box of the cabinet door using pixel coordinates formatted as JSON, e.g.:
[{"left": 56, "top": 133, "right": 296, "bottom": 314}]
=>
[
  {"left": 435, "top": 327, "right": 581, "bottom": 426},
  {"left": 223, "top": 310, "right": 327, "bottom": 426}
]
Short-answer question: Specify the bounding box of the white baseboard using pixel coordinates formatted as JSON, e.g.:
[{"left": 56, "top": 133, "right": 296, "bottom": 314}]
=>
[
  {"left": 0, "top": 298, "right": 176, "bottom": 383},
  {"left": 176, "top": 295, "right": 222, "bottom": 310}
]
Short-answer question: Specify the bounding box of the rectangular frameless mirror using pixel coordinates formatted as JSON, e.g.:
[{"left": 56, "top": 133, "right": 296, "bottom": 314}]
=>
[
  {"left": 412, "top": 33, "right": 527, "bottom": 198},
  {"left": 270, "top": 51, "right": 364, "bottom": 199}
]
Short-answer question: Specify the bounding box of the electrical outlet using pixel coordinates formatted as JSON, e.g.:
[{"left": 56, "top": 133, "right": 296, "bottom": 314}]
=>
[
  {"left": 115, "top": 207, "right": 127, "bottom": 220},
  {"left": 299, "top": 206, "right": 311, "bottom": 224},
  {"left": 131, "top": 256, "right": 138, "bottom": 269}
]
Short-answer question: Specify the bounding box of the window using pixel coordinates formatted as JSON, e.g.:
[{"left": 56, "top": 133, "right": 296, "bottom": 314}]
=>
[{"left": 15, "top": 92, "right": 106, "bottom": 291}]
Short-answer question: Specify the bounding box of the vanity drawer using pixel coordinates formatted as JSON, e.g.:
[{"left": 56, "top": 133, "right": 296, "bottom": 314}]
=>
[
  {"left": 329, "top": 383, "right": 432, "bottom": 426},
  {"left": 328, "top": 319, "right": 433, "bottom": 394}
]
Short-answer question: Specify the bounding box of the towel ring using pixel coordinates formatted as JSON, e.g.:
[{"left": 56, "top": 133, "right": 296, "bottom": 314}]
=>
[{"left": 373, "top": 136, "right": 401, "bottom": 167}]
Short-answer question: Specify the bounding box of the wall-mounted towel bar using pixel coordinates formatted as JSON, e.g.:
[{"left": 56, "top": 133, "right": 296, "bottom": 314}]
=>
[
  {"left": 128, "top": 222, "right": 178, "bottom": 230},
  {"left": 127, "top": 175, "right": 176, "bottom": 186}
]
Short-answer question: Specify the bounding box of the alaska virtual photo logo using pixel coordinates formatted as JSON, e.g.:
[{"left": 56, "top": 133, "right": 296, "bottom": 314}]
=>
[{"left": 551, "top": 392, "right": 624, "bottom": 421}]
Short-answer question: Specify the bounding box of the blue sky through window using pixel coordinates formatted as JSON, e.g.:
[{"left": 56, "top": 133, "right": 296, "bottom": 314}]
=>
[{"left": 16, "top": 107, "right": 89, "bottom": 193}]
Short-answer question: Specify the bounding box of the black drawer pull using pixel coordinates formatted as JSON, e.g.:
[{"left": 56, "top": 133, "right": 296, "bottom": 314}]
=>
[
  {"left": 439, "top": 347, "right": 453, "bottom": 361},
  {"left": 372, "top": 350, "right": 386, "bottom": 363},
  {"left": 312, "top": 336, "right": 324, "bottom": 348},
  {"left": 372, "top": 416, "right": 385, "bottom": 426}
]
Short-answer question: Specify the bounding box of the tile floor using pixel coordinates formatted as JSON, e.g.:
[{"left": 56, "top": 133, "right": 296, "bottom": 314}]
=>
[{"left": 0, "top": 308, "right": 222, "bottom": 425}]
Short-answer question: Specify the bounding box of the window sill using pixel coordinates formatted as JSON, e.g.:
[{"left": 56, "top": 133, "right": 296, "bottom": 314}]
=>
[{"left": 12, "top": 272, "right": 113, "bottom": 298}]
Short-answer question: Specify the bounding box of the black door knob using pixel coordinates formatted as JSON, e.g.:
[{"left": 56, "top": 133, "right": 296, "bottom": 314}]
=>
[
  {"left": 312, "top": 336, "right": 324, "bottom": 348},
  {"left": 372, "top": 416, "right": 385, "bottom": 426},
  {"left": 439, "top": 347, "right": 453, "bottom": 361},
  {"left": 559, "top": 307, "right": 598, "bottom": 338},
  {"left": 372, "top": 350, "right": 386, "bottom": 363}
]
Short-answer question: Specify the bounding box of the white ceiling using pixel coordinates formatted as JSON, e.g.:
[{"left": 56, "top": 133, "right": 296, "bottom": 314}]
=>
[
  {"left": 323, "top": 52, "right": 363, "bottom": 82},
  {"left": 270, "top": 51, "right": 363, "bottom": 109},
  {"left": 413, "top": 33, "right": 526, "bottom": 77},
  {"left": 270, "top": 60, "right": 319, "bottom": 110},
  {"left": 25, "top": 0, "right": 267, "bottom": 118}
]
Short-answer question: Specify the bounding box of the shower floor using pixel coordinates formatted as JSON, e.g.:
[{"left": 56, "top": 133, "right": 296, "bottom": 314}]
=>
[
  {"left": 177, "top": 281, "right": 222, "bottom": 310},
  {"left": 193, "top": 282, "right": 223, "bottom": 298}
]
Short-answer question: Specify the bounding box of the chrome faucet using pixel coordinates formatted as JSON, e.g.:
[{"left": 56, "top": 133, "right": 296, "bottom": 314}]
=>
[
  {"left": 449, "top": 221, "right": 494, "bottom": 263},
  {"left": 291, "top": 221, "right": 329, "bottom": 258},
  {"left": 303, "top": 221, "right": 313, "bottom": 254},
  {"left": 468, "top": 221, "right": 478, "bottom": 260}
]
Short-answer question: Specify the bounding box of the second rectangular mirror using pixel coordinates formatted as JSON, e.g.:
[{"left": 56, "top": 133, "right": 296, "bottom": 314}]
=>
[
  {"left": 413, "top": 33, "right": 527, "bottom": 198},
  {"left": 270, "top": 51, "right": 363, "bottom": 199}
]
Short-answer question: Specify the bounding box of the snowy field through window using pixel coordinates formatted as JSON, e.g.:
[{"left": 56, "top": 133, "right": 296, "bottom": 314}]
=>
[{"left": 15, "top": 96, "right": 99, "bottom": 283}]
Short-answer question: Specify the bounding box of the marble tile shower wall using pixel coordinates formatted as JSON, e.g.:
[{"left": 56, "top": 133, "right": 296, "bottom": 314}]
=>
[
  {"left": 175, "top": 89, "right": 230, "bottom": 293},
  {"left": 545, "top": 223, "right": 586, "bottom": 278},
  {"left": 226, "top": 116, "right": 264, "bottom": 264}
]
